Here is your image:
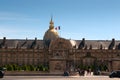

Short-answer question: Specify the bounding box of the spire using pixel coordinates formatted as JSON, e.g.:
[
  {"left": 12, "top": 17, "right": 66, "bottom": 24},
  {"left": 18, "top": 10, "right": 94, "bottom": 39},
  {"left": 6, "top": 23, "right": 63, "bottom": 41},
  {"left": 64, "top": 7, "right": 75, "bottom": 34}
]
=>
[
  {"left": 49, "top": 16, "right": 54, "bottom": 30},
  {"left": 50, "top": 15, "right": 53, "bottom": 23}
]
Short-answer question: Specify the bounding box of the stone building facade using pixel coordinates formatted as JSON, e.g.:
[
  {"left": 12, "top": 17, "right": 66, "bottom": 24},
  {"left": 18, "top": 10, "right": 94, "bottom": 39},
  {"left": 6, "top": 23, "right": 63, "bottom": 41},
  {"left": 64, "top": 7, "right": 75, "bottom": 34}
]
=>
[{"left": 0, "top": 18, "right": 120, "bottom": 73}]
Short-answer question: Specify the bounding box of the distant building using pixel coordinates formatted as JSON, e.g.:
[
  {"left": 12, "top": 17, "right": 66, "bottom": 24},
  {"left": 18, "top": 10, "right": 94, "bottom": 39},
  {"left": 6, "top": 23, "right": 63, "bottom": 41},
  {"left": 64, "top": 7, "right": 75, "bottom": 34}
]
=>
[{"left": 0, "top": 18, "right": 120, "bottom": 73}]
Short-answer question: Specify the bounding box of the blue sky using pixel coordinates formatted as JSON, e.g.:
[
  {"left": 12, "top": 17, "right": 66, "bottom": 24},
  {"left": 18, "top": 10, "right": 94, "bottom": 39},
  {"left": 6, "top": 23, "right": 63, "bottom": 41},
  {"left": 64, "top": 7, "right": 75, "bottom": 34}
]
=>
[{"left": 0, "top": 0, "right": 120, "bottom": 40}]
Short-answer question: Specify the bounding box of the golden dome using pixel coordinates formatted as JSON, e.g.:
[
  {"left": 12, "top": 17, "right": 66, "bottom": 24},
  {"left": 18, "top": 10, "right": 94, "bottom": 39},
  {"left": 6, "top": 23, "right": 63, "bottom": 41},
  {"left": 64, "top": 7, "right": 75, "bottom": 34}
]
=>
[
  {"left": 43, "top": 18, "right": 59, "bottom": 41},
  {"left": 44, "top": 29, "right": 59, "bottom": 40}
]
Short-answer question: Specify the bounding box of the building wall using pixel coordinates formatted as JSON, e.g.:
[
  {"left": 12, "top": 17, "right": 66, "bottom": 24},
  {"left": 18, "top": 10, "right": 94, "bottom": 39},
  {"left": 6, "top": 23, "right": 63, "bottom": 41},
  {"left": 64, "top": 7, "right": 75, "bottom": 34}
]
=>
[
  {"left": 0, "top": 48, "right": 120, "bottom": 71},
  {"left": 0, "top": 49, "right": 45, "bottom": 66}
]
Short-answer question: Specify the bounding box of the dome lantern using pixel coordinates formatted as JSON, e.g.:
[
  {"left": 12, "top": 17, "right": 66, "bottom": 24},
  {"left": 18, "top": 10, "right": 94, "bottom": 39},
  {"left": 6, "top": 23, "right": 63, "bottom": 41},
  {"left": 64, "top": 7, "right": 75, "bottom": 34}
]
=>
[
  {"left": 43, "top": 18, "right": 59, "bottom": 47},
  {"left": 49, "top": 17, "right": 54, "bottom": 30}
]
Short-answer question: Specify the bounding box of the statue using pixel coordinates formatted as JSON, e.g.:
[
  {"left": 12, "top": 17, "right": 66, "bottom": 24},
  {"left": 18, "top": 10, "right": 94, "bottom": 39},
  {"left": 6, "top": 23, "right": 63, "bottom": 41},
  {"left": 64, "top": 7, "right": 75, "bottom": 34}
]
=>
[
  {"left": 108, "top": 38, "right": 115, "bottom": 50},
  {"left": 78, "top": 38, "right": 85, "bottom": 49}
]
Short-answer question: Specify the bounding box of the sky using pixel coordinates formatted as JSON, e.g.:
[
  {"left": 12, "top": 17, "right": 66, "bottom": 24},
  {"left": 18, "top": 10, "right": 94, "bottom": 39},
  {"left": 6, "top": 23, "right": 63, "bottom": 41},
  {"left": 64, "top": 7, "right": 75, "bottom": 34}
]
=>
[{"left": 0, "top": 0, "right": 120, "bottom": 40}]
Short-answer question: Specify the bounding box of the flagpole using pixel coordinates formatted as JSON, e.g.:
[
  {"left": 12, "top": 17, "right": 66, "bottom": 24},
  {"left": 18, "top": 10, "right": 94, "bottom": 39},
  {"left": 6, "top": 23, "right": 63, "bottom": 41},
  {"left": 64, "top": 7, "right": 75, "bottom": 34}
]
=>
[
  {"left": 59, "top": 26, "right": 61, "bottom": 37},
  {"left": 59, "top": 29, "right": 61, "bottom": 37},
  {"left": 55, "top": 26, "right": 61, "bottom": 37}
]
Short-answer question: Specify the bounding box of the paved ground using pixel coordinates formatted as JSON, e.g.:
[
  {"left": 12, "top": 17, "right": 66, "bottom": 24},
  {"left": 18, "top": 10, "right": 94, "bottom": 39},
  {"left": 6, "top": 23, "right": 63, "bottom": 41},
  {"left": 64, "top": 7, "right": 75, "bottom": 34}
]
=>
[{"left": 0, "top": 76, "right": 120, "bottom": 80}]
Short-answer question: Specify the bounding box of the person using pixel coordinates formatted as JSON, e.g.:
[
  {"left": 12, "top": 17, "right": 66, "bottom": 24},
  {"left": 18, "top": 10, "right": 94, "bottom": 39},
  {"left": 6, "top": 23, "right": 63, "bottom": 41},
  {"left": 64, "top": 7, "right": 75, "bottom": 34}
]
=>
[
  {"left": 84, "top": 70, "right": 87, "bottom": 76},
  {"left": 63, "top": 70, "right": 69, "bottom": 76},
  {"left": 77, "top": 68, "right": 81, "bottom": 75}
]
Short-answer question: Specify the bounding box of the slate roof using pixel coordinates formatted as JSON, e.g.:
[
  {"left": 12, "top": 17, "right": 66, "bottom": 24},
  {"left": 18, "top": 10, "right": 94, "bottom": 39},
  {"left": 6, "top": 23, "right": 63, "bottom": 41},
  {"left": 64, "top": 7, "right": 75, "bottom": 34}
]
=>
[
  {"left": 75, "top": 40, "right": 120, "bottom": 49},
  {"left": 0, "top": 38, "right": 120, "bottom": 50},
  {"left": 0, "top": 38, "right": 44, "bottom": 49}
]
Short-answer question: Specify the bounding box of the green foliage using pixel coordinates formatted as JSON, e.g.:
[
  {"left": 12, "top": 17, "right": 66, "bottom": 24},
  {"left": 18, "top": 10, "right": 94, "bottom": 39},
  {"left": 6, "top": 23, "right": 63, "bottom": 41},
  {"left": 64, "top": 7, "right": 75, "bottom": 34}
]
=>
[
  {"left": 44, "top": 66, "right": 49, "bottom": 71},
  {"left": 29, "top": 65, "right": 35, "bottom": 71},
  {"left": 0, "top": 66, "right": 3, "bottom": 70},
  {"left": 12, "top": 64, "right": 18, "bottom": 71},
  {"left": 78, "top": 64, "right": 96, "bottom": 71},
  {"left": 78, "top": 64, "right": 84, "bottom": 69},
  {"left": 3, "top": 64, "right": 49, "bottom": 71},
  {"left": 38, "top": 64, "right": 44, "bottom": 71},
  {"left": 98, "top": 64, "right": 108, "bottom": 71},
  {"left": 6, "top": 64, "right": 14, "bottom": 71}
]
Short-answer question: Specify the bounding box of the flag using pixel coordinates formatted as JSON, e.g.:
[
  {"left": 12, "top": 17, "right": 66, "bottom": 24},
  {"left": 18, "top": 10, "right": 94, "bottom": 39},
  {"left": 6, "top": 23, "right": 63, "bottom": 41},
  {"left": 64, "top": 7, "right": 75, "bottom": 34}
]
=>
[
  {"left": 58, "top": 26, "right": 60, "bottom": 30},
  {"left": 55, "top": 26, "right": 60, "bottom": 30},
  {"left": 55, "top": 27, "right": 57, "bottom": 30}
]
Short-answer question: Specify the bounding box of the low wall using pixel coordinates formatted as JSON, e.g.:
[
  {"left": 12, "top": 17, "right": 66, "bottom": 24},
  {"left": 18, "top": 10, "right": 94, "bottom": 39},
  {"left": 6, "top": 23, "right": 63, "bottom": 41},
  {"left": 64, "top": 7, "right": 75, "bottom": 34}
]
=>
[
  {"left": 101, "top": 71, "right": 110, "bottom": 76},
  {"left": 5, "top": 71, "right": 63, "bottom": 76},
  {"left": 4, "top": 71, "right": 110, "bottom": 76}
]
